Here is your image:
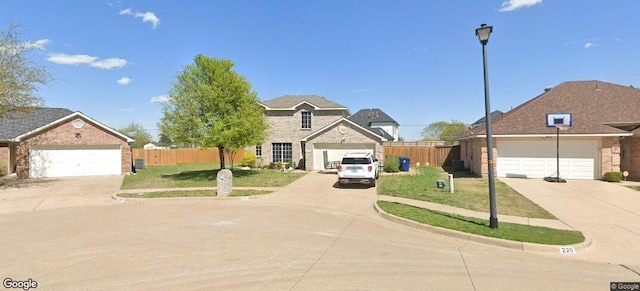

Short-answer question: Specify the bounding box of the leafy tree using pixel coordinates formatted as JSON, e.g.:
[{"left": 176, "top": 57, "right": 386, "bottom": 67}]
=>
[
  {"left": 158, "top": 132, "right": 173, "bottom": 145},
  {"left": 0, "top": 23, "right": 54, "bottom": 117},
  {"left": 119, "top": 122, "right": 153, "bottom": 148},
  {"left": 159, "top": 55, "right": 267, "bottom": 169},
  {"left": 421, "top": 120, "right": 469, "bottom": 145}
]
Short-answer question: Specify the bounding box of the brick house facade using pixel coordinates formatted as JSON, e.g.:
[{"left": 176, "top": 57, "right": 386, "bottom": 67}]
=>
[
  {"left": 1, "top": 108, "right": 134, "bottom": 178},
  {"left": 458, "top": 81, "right": 640, "bottom": 180},
  {"left": 257, "top": 95, "right": 389, "bottom": 171}
]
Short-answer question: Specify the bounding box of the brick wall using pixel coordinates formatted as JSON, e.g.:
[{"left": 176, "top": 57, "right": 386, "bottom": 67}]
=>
[
  {"left": 259, "top": 105, "right": 348, "bottom": 166},
  {"left": 601, "top": 136, "right": 621, "bottom": 177},
  {"left": 460, "top": 138, "right": 495, "bottom": 177},
  {"left": 16, "top": 117, "right": 131, "bottom": 178},
  {"left": 304, "top": 120, "right": 385, "bottom": 171},
  {"left": 621, "top": 136, "right": 640, "bottom": 180}
]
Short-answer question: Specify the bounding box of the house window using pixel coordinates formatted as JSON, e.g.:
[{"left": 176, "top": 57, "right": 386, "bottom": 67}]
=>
[
  {"left": 272, "top": 143, "right": 292, "bottom": 163},
  {"left": 301, "top": 112, "right": 311, "bottom": 129},
  {"left": 255, "top": 145, "right": 262, "bottom": 157}
]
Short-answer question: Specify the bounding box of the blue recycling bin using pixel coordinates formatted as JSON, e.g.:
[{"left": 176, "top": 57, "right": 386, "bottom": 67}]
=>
[{"left": 399, "top": 157, "right": 410, "bottom": 172}]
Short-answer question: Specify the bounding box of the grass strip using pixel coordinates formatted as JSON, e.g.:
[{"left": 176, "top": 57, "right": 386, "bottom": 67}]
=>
[
  {"left": 117, "top": 189, "right": 272, "bottom": 198},
  {"left": 378, "top": 167, "right": 555, "bottom": 219},
  {"left": 377, "top": 200, "right": 584, "bottom": 245}
]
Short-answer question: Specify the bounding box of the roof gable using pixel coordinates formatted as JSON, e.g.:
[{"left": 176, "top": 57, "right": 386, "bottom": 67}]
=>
[
  {"left": 0, "top": 108, "right": 134, "bottom": 142},
  {"left": 301, "top": 117, "right": 388, "bottom": 142},
  {"left": 260, "top": 95, "right": 349, "bottom": 112},
  {"left": 465, "top": 80, "right": 640, "bottom": 137}
]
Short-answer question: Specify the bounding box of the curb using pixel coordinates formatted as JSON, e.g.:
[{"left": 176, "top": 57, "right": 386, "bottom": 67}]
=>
[
  {"left": 372, "top": 201, "right": 592, "bottom": 254},
  {"left": 110, "top": 193, "right": 261, "bottom": 202}
]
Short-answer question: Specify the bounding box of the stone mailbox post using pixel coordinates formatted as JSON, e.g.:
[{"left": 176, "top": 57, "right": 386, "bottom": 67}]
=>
[{"left": 216, "top": 169, "right": 233, "bottom": 197}]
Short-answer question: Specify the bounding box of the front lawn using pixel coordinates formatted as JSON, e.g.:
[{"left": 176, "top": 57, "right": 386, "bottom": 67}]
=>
[
  {"left": 378, "top": 167, "right": 555, "bottom": 219},
  {"left": 121, "top": 163, "right": 306, "bottom": 189},
  {"left": 378, "top": 201, "right": 584, "bottom": 245}
]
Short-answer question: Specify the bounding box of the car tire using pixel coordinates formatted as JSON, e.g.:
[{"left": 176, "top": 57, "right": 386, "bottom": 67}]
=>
[{"left": 371, "top": 179, "right": 376, "bottom": 188}]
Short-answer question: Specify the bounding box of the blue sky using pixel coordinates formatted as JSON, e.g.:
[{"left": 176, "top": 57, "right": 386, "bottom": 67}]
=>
[{"left": 2, "top": 0, "right": 639, "bottom": 141}]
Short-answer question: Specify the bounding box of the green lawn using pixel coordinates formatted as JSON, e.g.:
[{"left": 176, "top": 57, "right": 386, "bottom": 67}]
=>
[
  {"left": 378, "top": 167, "right": 555, "bottom": 219},
  {"left": 378, "top": 201, "right": 584, "bottom": 245},
  {"left": 121, "top": 163, "right": 306, "bottom": 189},
  {"left": 117, "top": 189, "right": 272, "bottom": 198}
]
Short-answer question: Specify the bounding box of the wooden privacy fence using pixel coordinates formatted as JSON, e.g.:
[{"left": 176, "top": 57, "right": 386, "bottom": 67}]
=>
[
  {"left": 132, "top": 148, "right": 246, "bottom": 166},
  {"left": 383, "top": 145, "right": 460, "bottom": 168}
]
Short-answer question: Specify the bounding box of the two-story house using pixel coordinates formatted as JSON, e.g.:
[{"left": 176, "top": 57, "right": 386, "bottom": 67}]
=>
[
  {"left": 348, "top": 108, "right": 399, "bottom": 141},
  {"left": 256, "top": 95, "right": 389, "bottom": 171}
]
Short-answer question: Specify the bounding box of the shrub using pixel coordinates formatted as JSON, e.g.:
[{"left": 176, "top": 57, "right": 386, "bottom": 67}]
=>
[
  {"left": 242, "top": 152, "right": 257, "bottom": 167},
  {"left": 603, "top": 172, "right": 623, "bottom": 182},
  {"left": 384, "top": 155, "right": 400, "bottom": 173},
  {"left": 0, "top": 161, "right": 6, "bottom": 176}
]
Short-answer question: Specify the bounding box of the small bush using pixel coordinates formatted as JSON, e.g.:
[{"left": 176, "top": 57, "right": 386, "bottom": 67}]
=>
[
  {"left": 384, "top": 155, "right": 400, "bottom": 173},
  {"left": 603, "top": 172, "right": 623, "bottom": 182},
  {"left": 0, "top": 161, "right": 7, "bottom": 176},
  {"left": 242, "top": 152, "right": 257, "bottom": 167}
]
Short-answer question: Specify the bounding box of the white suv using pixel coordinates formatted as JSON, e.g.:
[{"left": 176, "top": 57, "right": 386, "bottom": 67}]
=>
[{"left": 337, "top": 152, "right": 379, "bottom": 187}]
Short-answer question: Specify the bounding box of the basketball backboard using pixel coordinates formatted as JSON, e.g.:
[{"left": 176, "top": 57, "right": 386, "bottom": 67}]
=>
[{"left": 546, "top": 113, "right": 572, "bottom": 127}]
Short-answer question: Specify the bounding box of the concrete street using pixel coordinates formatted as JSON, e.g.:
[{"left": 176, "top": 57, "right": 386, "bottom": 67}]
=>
[{"left": 0, "top": 172, "right": 638, "bottom": 290}]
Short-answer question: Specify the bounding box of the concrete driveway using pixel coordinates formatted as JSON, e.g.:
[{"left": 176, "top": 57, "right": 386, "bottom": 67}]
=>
[
  {"left": 500, "top": 178, "right": 640, "bottom": 266},
  {"left": 0, "top": 175, "right": 122, "bottom": 214}
]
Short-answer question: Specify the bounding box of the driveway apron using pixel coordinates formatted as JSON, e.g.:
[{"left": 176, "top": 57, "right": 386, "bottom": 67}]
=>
[
  {"left": 500, "top": 178, "right": 640, "bottom": 266},
  {"left": 0, "top": 175, "right": 122, "bottom": 214}
]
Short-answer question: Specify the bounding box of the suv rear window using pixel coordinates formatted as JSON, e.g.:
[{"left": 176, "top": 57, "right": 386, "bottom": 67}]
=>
[{"left": 341, "top": 157, "right": 371, "bottom": 164}]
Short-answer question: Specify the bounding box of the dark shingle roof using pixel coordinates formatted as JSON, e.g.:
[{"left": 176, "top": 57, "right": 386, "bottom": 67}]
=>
[
  {"left": 349, "top": 108, "right": 398, "bottom": 126},
  {"left": 0, "top": 108, "right": 74, "bottom": 140},
  {"left": 260, "top": 95, "right": 348, "bottom": 110},
  {"left": 462, "top": 80, "right": 640, "bottom": 137},
  {"left": 470, "top": 110, "right": 504, "bottom": 128}
]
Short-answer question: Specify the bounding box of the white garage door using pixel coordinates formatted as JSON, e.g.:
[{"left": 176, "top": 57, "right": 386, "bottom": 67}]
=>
[
  {"left": 313, "top": 143, "right": 375, "bottom": 171},
  {"left": 29, "top": 145, "right": 122, "bottom": 178},
  {"left": 497, "top": 140, "right": 598, "bottom": 180}
]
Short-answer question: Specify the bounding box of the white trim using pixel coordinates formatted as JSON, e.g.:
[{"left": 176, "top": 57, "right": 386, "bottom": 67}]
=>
[
  {"left": 14, "top": 111, "right": 134, "bottom": 143},
  {"left": 259, "top": 101, "right": 349, "bottom": 113},
  {"left": 460, "top": 133, "right": 632, "bottom": 140},
  {"left": 301, "top": 117, "right": 388, "bottom": 142}
]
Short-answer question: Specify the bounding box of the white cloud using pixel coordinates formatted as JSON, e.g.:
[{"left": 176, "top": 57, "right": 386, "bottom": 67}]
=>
[
  {"left": 119, "top": 8, "right": 133, "bottom": 15},
  {"left": 150, "top": 95, "right": 170, "bottom": 103},
  {"left": 24, "top": 39, "right": 51, "bottom": 50},
  {"left": 89, "top": 58, "right": 128, "bottom": 69},
  {"left": 584, "top": 42, "right": 597, "bottom": 48},
  {"left": 47, "top": 53, "right": 98, "bottom": 65},
  {"left": 47, "top": 53, "right": 128, "bottom": 69},
  {"left": 119, "top": 7, "right": 160, "bottom": 29},
  {"left": 135, "top": 12, "right": 160, "bottom": 29},
  {"left": 117, "top": 77, "right": 132, "bottom": 85},
  {"left": 499, "top": 0, "right": 542, "bottom": 12}
]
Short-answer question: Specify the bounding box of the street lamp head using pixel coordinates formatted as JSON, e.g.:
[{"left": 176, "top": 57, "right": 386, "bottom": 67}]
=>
[{"left": 475, "top": 23, "right": 493, "bottom": 45}]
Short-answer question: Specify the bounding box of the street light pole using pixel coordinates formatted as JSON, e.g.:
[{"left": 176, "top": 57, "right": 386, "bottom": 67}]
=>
[{"left": 476, "top": 23, "right": 498, "bottom": 229}]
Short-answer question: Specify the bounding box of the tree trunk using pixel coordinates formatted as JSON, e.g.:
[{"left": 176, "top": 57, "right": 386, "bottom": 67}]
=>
[{"left": 218, "top": 146, "right": 226, "bottom": 169}]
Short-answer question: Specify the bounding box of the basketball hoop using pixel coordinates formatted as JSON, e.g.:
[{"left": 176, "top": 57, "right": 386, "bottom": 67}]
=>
[{"left": 555, "top": 124, "right": 569, "bottom": 131}]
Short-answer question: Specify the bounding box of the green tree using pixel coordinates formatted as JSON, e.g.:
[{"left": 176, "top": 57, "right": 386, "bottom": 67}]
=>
[
  {"left": 158, "top": 132, "right": 173, "bottom": 145},
  {"left": 158, "top": 55, "right": 267, "bottom": 169},
  {"left": 421, "top": 120, "right": 469, "bottom": 145},
  {"left": 119, "top": 122, "right": 153, "bottom": 148},
  {"left": 0, "top": 23, "right": 54, "bottom": 117}
]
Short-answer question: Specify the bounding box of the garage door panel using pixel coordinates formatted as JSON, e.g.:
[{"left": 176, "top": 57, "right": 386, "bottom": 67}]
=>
[
  {"left": 497, "top": 140, "right": 597, "bottom": 180},
  {"left": 30, "top": 146, "right": 122, "bottom": 178},
  {"left": 313, "top": 143, "right": 374, "bottom": 171}
]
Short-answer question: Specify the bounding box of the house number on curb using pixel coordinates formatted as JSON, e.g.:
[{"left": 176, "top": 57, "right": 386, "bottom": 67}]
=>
[{"left": 559, "top": 247, "right": 576, "bottom": 254}]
